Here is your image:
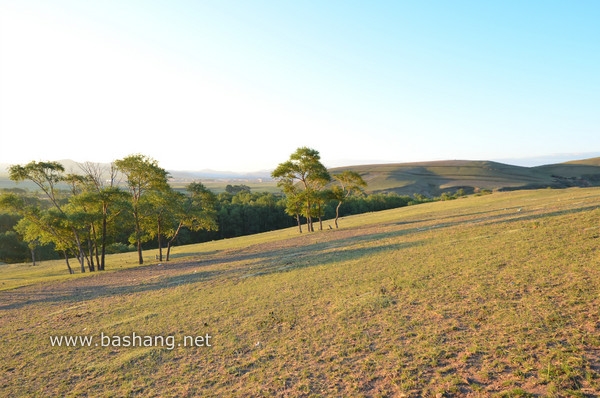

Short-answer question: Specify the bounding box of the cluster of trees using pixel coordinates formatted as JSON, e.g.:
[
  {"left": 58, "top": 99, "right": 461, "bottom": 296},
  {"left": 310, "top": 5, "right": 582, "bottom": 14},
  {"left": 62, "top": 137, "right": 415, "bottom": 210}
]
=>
[
  {"left": 0, "top": 155, "right": 217, "bottom": 273},
  {"left": 1, "top": 148, "right": 443, "bottom": 272},
  {"left": 272, "top": 147, "right": 367, "bottom": 232}
]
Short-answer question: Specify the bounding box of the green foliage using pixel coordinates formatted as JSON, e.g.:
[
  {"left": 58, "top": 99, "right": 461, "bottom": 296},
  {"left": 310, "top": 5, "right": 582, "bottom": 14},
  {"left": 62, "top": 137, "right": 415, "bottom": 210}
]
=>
[
  {"left": 225, "top": 184, "right": 251, "bottom": 194},
  {"left": 0, "top": 230, "right": 29, "bottom": 263},
  {"left": 115, "top": 154, "right": 171, "bottom": 264},
  {"left": 8, "top": 161, "right": 65, "bottom": 205},
  {"left": 211, "top": 191, "right": 291, "bottom": 238},
  {"left": 272, "top": 147, "right": 331, "bottom": 232},
  {"left": 475, "top": 188, "right": 493, "bottom": 196},
  {"left": 104, "top": 242, "right": 133, "bottom": 254}
]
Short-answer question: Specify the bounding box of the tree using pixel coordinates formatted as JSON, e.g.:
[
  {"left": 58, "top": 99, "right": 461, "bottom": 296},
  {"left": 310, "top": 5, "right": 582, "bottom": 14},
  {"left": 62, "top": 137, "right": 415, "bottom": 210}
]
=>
[
  {"left": 0, "top": 230, "right": 29, "bottom": 263},
  {"left": 272, "top": 147, "right": 331, "bottom": 232},
  {"left": 331, "top": 171, "right": 367, "bottom": 228},
  {"left": 77, "top": 162, "right": 126, "bottom": 271},
  {"left": 164, "top": 182, "right": 218, "bottom": 261},
  {"left": 0, "top": 211, "right": 31, "bottom": 264},
  {"left": 1, "top": 193, "right": 77, "bottom": 273},
  {"left": 141, "top": 187, "right": 173, "bottom": 262},
  {"left": 114, "top": 155, "right": 170, "bottom": 264},
  {"left": 8, "top": 161, "right": 87, "bottom": 272},
  {"left": 273, "top": 176, "right": 304, "bottom": 233}
]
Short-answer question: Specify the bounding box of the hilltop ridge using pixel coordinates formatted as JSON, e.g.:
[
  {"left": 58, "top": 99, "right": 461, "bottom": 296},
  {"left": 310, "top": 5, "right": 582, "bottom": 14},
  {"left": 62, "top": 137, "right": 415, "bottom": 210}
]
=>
[{"left": 331, "top": 157, "right": 600, "bottom": 196}]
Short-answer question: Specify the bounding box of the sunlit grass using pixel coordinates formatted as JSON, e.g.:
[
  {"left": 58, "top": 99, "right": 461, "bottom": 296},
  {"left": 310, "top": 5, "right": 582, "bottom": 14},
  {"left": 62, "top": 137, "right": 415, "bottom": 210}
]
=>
[{"left": 1, "top": 187, "right": 600, "bottom": 396}]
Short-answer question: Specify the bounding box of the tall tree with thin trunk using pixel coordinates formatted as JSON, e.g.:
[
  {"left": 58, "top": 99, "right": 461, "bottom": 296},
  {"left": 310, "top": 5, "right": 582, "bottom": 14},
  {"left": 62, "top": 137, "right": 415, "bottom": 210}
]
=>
[
  {"left": 331, "top": 170, "right": 367, "bottom": 228},
  {"left": 164, "top": 182, "right": 218, "bottom": 261},
  {"left": 141, "top": 186, "right": 177, "bottom": 262},
  {"left": 277, "top": 178, "right": 304, "bottom": 233},
  {"left": 114, "top": 154, "right": 170, "bottom": 265}
]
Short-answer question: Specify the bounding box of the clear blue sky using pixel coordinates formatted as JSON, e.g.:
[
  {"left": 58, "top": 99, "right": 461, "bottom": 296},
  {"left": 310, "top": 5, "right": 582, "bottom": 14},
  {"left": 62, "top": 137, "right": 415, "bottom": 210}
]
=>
[{"left": 1, "top": 0, "right": 599, "bottom": 171}]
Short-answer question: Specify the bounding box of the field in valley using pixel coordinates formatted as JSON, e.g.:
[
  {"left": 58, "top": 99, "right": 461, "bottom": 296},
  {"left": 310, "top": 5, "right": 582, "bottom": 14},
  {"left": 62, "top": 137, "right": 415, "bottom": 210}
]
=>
[{"left": 1, "top": 187, "right": 600, "bottom": 397}]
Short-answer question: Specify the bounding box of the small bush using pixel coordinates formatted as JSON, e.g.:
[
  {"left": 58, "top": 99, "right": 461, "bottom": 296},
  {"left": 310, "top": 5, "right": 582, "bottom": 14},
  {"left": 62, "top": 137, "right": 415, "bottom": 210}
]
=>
[{"left": 104, "top": 242, "right": 133, "bottom": 254}]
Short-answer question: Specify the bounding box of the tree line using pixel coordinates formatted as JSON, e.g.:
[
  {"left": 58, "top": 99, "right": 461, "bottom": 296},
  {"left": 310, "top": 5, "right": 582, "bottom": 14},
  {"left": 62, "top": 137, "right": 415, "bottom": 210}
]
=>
[
  {"left": 0, "top": 155, "right": 217, "bottom": 273},
  {"left": 0, "top": 148, "right": 448, "bottom": 271}
]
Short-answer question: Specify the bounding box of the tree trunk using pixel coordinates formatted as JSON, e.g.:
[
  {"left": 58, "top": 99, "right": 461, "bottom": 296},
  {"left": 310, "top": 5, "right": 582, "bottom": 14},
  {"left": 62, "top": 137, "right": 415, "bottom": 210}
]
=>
[
  {"left": 137, "top": 240, "right": 143, "bottom": 265},
  {"left": 90, "top": 222, "right": 100, "bottom": 270},
  {"left": 135, "top": 212, "right": 143, "bottom": 265},
  {"left": 87, "top": 237, "right": 95, "bottom": 272},
  {"left": 80, "top": 251, "right": 86, "bottom": 273},
  {"left": 305, "top": 200, "right": 313, "bottom": 232},
  {"left": 64, "top": 251, "right": 73, "bottom": 274},
  {"left": 99, "top": 208, "right": 107, "bottom": 270},
  {"left": 296, "top": 214, "right": 302, "bottom": 233},
  {"left": 71, "top": 228, "right": 85, "bottom": 273},
  {"left": 166, "top": 221, "right": 184, "bottom": 261},
  {"left": 31, "top": 248, "right": 36, "bottom": 266},
  {"left": 157, "top": 220, "right": 163, "bottom": 262},
  {"left": 317, "top": 202, "right": 323, "bottom": 231},
  {"left": 79, "top": 252, "right": 85, "bottom": 273},
  {"left": 94, "top": 242, "right": 100, "bottom": 271},
  {"left": 335, "top": 201, "right": 342, "bottom": 228},
  {"left": 166, "top": 242, "right": 172, "bottom": 262}
]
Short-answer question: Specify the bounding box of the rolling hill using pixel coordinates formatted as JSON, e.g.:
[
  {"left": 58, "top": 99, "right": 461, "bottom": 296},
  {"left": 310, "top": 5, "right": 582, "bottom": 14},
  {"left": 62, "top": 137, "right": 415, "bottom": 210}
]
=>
[{"left": 332, "top": 157, "right": 600, "bottom": 196}]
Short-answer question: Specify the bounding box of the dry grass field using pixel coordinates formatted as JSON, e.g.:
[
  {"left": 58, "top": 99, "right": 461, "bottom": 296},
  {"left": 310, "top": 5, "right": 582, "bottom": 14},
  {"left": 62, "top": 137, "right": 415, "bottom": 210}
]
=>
[{"left": 1, "top": 187, "right": 600, "bottom": 397}]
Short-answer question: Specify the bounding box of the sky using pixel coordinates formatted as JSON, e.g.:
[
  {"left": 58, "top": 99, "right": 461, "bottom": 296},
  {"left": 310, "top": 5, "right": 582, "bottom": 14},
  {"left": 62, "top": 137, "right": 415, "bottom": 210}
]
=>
[{"left": 1, "top": 0, "right": 599, "bottom": 172}]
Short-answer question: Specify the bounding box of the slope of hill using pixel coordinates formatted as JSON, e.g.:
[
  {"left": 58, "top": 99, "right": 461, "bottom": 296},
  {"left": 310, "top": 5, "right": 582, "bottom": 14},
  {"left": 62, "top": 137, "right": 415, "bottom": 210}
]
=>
[
  {"left": 533, "top": 157, "right": 600, "bottom": 185},
  {"left": 332, "top": 158, "right": 600, "bottom": 196},
  {"left": 1, "top": 188, "right": 600, "bottom": 396}
]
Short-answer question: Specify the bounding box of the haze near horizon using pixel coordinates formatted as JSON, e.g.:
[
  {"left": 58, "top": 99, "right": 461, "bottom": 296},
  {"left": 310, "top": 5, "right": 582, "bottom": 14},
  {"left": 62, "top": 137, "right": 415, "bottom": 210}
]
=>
[{"left": 1, "top": 1, "right": 598, "bottom": 172}]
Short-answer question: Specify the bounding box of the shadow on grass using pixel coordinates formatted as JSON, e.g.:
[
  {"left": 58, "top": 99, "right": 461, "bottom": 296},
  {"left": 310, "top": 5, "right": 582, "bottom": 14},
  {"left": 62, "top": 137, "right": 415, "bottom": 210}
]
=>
[
  {"left": 2, "top": 203, "right": 597, "bottom": 311},
  {"left": 492, "top": 205, "right": 599, "bottom": 225},
  {"left": 0, "top": 233, "right": 424, "bottom": 310},
  {"left": 166, "top": 250, "right": 220, "bottom": 260},
  {"left": 239, "top": 241, "right": 422, "bottom": 279},
  {"left": 388, "top": 204, "right": 599, "bottom": 234}
]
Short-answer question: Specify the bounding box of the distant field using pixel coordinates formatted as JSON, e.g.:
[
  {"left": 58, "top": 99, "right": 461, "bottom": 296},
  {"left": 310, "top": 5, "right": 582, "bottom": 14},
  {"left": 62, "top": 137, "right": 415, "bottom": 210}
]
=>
[
  {"left": 2, "top": 187, "right": 600, "bottom": 396},
  {"left": 0, "top": 175, "right": 281, "bottom": 194},
  {"left": 171, "top": 179, "right": 281, "bottom": 193}
]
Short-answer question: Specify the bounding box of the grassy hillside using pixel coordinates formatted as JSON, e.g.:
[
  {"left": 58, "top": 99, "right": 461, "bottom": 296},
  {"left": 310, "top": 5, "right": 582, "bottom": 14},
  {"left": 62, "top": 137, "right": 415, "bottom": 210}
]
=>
[
  {"left": 332, "top": 158, "right": 600, "bottom": 196},
  {"left": 534, "top": 157, "right": 600, "bottom": 186},
  {"left": 1, "top": 187, "right": 600, "bottom": 396}
]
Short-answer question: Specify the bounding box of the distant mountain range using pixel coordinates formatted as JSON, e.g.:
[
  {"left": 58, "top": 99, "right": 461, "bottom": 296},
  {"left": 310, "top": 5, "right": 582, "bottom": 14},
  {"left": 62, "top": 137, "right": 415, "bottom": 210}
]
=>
[
  {"left": 167, "top": 169, "right": 273, "bottom": 181},
  {"left": 3, "top": 156, "right": 600, "bottom": 197},
  {"left": 0, "top": 160, "right": 274, "bottom": 181}
]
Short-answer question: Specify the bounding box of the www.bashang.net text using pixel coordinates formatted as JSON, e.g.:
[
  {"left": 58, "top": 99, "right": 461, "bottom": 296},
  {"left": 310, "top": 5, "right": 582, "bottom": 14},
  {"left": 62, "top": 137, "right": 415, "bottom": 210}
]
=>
[{"left": 50, "top": 332, "right": 212, "bottom": 350}]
